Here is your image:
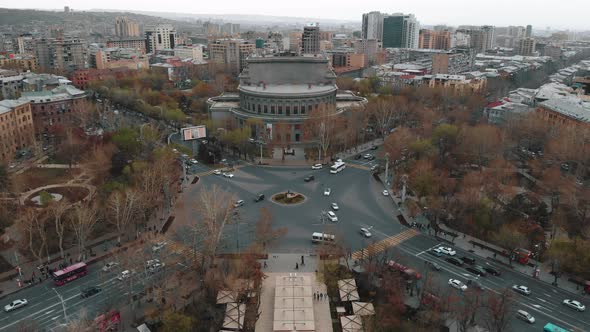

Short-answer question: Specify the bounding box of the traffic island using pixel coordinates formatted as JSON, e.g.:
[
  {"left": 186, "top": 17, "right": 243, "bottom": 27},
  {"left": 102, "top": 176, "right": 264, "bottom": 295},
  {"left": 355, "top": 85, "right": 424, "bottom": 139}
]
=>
[{"left": 271, "top": 191, "right": 307, "bottom": 205}]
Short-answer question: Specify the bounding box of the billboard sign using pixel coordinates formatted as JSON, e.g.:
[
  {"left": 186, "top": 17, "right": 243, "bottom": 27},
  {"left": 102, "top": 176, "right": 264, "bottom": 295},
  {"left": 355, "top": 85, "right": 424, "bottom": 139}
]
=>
[{"left": 181, "top": 125, "right": 207, "bottom": 141}]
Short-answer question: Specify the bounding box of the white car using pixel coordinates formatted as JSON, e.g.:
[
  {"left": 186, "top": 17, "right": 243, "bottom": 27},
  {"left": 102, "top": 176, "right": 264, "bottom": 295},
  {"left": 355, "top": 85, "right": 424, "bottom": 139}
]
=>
[
  {"left": 324, "top": 188, "right": 331, "bottom": 196},
  {"left": 312, "top": 164, "right": 323, "bottom": 170},
  {"left": 512, "top": 285, "right": 531, "bottom": 296},
  {"left": 364, "top": 154, "right": 372, "bottom": 159},
  {"left": 4, "top": 299, "right": 28, "bottom": 312},
  {"left": 327, "top": 211, "right": 338, "bottom": 222},
  {"left": 181, "top": 154, "right": 189, "bottom": 159},
  {"left": 438, "top": 247, "right": 456, "bottom": 256},
  {"left": 146, "top": 259, "right": 161, "bottom": 268},
  {"left": 331, "top": 203, "right": 339, "bottom": 210},
  {"left": 152, "top": 241, "right": 168, "bottom": 252},
  {"left": 102, "top": 261, "right": 119, "bottom": 272},
  {"left": 382, "top": 190, "right": 389, "bottom": 196},
  {"left": 563, "top": 299, "right": 586, "bottom": 312},
  {"left": 448, "top": 279, "right": 467, "bottom": 291},
  {"left": 359, "top": 227, "right": 372, "bottom": 238},
  {"left": 213, "top": 169, "right": 222, "bottom": 175},
  {"left": 117, "top": 270, "right": 135, "bottom": 281},
  {"left": 189, "top": 158, "right": 198, "bottom": 165},
  {"left": 223, "top": 173, "right": 234, "bottom": 178}
]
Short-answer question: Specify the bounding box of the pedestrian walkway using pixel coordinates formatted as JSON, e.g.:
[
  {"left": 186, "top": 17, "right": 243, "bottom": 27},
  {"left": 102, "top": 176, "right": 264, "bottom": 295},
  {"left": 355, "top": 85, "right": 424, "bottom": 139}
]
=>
[
  {"left": 347, "top": 163, "right": 370, "bottom": 171},
  {"left": 351, "top": 228, "right": 419, "bottom": 261}
]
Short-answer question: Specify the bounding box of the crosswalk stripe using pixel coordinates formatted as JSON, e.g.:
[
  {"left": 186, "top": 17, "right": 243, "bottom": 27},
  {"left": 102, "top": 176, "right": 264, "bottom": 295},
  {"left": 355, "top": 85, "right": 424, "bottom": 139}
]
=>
[
  {"left": 195, "top": 164, "right": 248, "bottom": 177},
  {"left": 351, "top": 229, "right": 419, "bottom": 260},
  {"left": 347, "top": 163, "right": 370, "bottom": 171}
]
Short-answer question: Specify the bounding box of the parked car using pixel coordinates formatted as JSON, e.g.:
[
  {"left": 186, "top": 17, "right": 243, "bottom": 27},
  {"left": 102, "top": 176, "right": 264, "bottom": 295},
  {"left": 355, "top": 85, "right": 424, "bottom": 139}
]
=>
[
  {"left": 311, "top": 164, "right": 323, "bottom": 170},
  {"left": 438, "top": 247, "right": 456, "bottom": 256},
  {"left": 428, "top": 261, "right": 441, "bottom": 271},
  {"left": 102, "top": 261, "right": 119, "bottom": 272},
  {"left": 371, "top": 146, "right": 379, "bottom": 150},
  {"left": 81, "top": 286, "right": 102, "bottom": 298},
  {"left": 327, "top": 211, "right": 338, "bottom": 222},
  {"left": 359, "top": 227, "right": 372, "bottom": 238},
  {"left": 223, "top": 173, "right": 234, "bottom": 178},
  {"left": 512, "top": 285, "right": 531, "bottom": 296},
  {"left": 461, "top": 256, "right": 476, "bottom": 265},
  {"left": 324, "top": 188, "right": 331, "bottom": 196},
  {"left": 4, "top": 299, "right": 28, "bottom": 312},
  {"left": 367, "top": 155, "right": 376, "bottom": 161},
  {"left": 148, "top": 262, "right": 165, "bottom": 273},
  {"left": 234, "top": 200, "right": 244, "bottom": 208},
  {"left": 304, "top": 175, "right": 315, "bottom": 182},
  {"left": 484, "top": 266, "right": 501, "bottom": 276},
  {"left": 331, "top": 203, "right": 339, "bottom": 210},
  {"left": 152, "top": 241, "right": 168, "bottom": 252},
  {"left": 117, "top": 270, "right": 134, "bottom": 281},
  {"left": 448, "top": 279, "right": 467, "bottom": 291},
  {"left": 382, "top": 190, "right": 389, "bottom": 196},
  {"left": 466, "top": 279, "right": 484, "bottom": 291},
  {"left": 254, "top": 194, "right": 265, "bottom": 202},
  {"left": 189, "top": 158, "right": 198, "bottom": 165},
  {"left": 430, "top": 248, "right": 443, "bottom": 257},
  {"left": 445, "top": 257, "right": 463, "bottom": 266},
  {"left": 213, "top": 169, "right": 222, "bottom": 175},
  {"left": 563, "top": 299, "right": 586, "bottom": 312},
  {"left": 355, "top": 154, "right": 362, "bottom": 160},
  {"left": 516, "top": 310, "right": 535, "bottom": 324},
  {"left": 363, "top": 154, "right": 372, "bottom": 159}
]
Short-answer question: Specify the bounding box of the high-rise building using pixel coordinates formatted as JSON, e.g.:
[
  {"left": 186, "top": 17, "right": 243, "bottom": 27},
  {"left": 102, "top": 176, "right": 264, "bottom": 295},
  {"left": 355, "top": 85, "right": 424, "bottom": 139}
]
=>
[
  {"left": 518, "top": 38, "right": 536, "bottom": 56},
  {"left": 419, "top": 29, "right": 451, "bottom": 50},
  {"left": 302, "top": 23, "right": 320, "bottom": 54},
  {"left": 452, "top": 30, "right": 471, "bottom": 48},
  {"left": 351, "top": 39, "right": 382, "bottom": 66},
  {"left": 362, "top": 11, "right": 384, "bottom": 41},
  {"left": 526, "top": 25, "right": 533, "bottom": 38},
  {"left": 115, "top": 17, "right": 140, "bottom": 37},
  {"left": 382, "top": 13, "right": 419, "bottom": 49},
  {"left": 208, "top": 39, "right": 256, "bottom": 74},
  {"left": 35, "top": 38, "right": 87, "bottom": 72},
  {"left": 481, "top": 25, "right": 496, "bottom": 50},
  {"left": 145, "top": 24, "right": 176, "bottom": 53}
]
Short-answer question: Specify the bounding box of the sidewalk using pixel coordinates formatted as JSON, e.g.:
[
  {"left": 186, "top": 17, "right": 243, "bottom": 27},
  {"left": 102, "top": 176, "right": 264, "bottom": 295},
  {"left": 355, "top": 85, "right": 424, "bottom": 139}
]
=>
[{"left": 375, "top": 173, "right": 586, "bottom": 297}]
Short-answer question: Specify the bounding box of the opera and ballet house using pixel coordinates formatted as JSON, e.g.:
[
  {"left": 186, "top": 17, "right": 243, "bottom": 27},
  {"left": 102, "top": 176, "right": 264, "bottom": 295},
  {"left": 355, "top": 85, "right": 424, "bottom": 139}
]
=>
[{"left": 207, "top": 53, "right": 366, "bottom": 143}]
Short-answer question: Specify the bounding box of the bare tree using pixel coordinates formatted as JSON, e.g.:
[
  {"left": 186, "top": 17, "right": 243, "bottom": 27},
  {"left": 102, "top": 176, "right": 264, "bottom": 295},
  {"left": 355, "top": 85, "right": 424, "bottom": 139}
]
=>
[
  {"left": 17, "top": 207, "right": 48, "bottom": 266},
  {"left": 483, "top": 289, "right": 515, "bottom": 332},
  {"left": 303, "top": 104, "right": 341, "bottom": 162},
  {"left": 254, "top": 207, "right": 287, "bottom": 250},
  {"left": 47, "top": 199, "right": 70, "bottom": 259},
  {"left": 107, "top": 188, "right": 141, "bottom": 245},
  {"left": 69, "top": 202, "right": 99, "bottom": 259}
]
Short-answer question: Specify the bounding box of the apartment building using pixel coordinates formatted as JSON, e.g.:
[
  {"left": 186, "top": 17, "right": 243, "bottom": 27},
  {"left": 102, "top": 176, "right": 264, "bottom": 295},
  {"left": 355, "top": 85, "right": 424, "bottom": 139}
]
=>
[
  {"left": 0, "top": 100, "right": 35, "bottom": 162},
  {"left": 208, "top": 39, "right": 256, "bottom": 74}
]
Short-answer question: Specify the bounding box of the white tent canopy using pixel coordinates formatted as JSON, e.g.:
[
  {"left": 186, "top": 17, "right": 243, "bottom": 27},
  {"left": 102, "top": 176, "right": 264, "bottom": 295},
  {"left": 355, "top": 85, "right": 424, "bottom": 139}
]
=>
[
  {"left": 340, "top": 315, "right": 364, "bottom": 332},
  {"left": 222, "top": 303, "right": 245, "bottom": 330},
  {"left": 352, "top": 302, "right": 375, "bottom": 316},
  {"left": 338, "top": 279, "right": 360, "bottom": 302}
]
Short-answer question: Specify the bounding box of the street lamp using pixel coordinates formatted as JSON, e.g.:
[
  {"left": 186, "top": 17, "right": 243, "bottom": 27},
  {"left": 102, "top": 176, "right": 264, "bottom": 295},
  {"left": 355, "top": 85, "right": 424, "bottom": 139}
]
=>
[
  {"left": 385, "top": 152, "right": 390, "bottom": 185},
  {"left": 53, "top": 288, "right": 68, "bottom": 322}
]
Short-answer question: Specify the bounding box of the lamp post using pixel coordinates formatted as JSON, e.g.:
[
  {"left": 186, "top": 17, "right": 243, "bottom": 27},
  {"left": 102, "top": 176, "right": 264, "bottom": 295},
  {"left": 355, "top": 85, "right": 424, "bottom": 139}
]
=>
[
  {"left": 53, "top": 288, "right": 68, "bottom": 322},
  {"left": 385, "top": 152, "right": 390, "bottom": 185}
]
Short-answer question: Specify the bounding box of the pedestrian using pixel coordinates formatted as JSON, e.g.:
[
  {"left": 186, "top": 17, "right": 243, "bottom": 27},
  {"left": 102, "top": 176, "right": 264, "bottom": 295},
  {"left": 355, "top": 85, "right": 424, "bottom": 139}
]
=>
[
  {"left": 313, "top": 292, "right": 317, "bottom": 301},
  {"left": 320, "top": 293, "right": 323, "bottom": 300},
  {"left": 301, "top": 255, "right": 305, "bottom": 266},
  {"left": 69, "top": 258, "right": 72, "bottom": 265},
  {"left": 295, "top": 262, "right": 299, "bottom": 270},
  {"left": 325, "top": 292, "right": 328, "bottom": 301},
  {"left": 264, "top": 261, "right": 268, "bottom": 268}
]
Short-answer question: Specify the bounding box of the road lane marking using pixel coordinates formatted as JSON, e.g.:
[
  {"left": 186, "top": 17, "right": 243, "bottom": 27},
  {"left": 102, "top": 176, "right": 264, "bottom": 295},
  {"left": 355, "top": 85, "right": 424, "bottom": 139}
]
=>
[{"left": 351, "top": 228, "right": 419, "bottom": 261}]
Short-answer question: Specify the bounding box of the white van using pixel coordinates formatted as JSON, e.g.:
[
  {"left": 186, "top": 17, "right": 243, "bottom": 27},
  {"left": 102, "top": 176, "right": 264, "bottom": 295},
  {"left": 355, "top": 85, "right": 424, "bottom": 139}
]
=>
[
  {"left": 312, "top": 232, "right": 335, "bottom": 244},
  {"left": 516, "top": 310, "right": 535, "bottom": 324},
  {"left": 234, "top": 200, "right": 244, "bottom": 208}
]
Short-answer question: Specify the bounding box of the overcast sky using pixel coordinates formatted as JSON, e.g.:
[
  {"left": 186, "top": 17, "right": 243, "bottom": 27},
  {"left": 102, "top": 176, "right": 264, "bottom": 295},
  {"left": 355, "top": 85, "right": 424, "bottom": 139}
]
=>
[{"left": 5, "top": 0, "right": 589, "bottom": 30}]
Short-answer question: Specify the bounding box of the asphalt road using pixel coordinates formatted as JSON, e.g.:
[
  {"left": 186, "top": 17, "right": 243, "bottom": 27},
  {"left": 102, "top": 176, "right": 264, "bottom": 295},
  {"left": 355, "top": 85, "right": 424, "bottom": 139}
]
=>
[
  {"left": 392, "top": 235, "right": 590, "bottom": 332},
  {"left": 171, "top": 163, "right": 403, "bottom": 254},
  {"left": 0, "top": 245, "right": 188, "bottom": 331}
]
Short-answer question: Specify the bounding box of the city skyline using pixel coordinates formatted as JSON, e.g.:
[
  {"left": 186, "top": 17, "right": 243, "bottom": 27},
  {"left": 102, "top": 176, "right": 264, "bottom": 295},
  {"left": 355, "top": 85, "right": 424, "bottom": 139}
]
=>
[{"left": 2, "top": 0, "right": 589, "bottom": 30}]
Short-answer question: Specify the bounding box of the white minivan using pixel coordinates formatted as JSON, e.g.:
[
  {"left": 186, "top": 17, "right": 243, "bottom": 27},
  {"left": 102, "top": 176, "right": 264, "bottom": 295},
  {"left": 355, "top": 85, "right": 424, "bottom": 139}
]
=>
[
  {"left": 516, "top": 310, "right": 535, "bottom": 324},
  {"left": 312, "top": 232, "right": 335, "bottom": 244}
]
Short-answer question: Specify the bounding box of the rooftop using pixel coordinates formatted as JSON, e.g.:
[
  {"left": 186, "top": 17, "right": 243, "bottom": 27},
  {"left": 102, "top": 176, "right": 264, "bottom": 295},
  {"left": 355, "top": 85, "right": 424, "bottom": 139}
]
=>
[
  {"left": 540, "top": 97, "right": 590, "bottom": 123},
  {"left": 239, "top": 83, "right": 336, "bottom": 96},
  {"left": 19, "top": 85, "right": 85, "bottom": 103},
  {"left": 0, "top": 99, "right": 29, "bottom": 115}
]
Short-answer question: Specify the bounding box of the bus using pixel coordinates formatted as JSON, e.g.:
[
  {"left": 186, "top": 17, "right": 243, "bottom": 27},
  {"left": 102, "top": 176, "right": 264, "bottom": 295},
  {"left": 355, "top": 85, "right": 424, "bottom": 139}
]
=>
[
  {"left": 52, "top": 262, "right": 88, "bottom": 286},
  {"left": 513, "top": 248, "right": 532, "bottom": 264},
  {"left": 543, "top": 323, "right": 569, "bottom": 332},
  {"left": 330, "top": 160, "right": 346, "bottom": 174}
]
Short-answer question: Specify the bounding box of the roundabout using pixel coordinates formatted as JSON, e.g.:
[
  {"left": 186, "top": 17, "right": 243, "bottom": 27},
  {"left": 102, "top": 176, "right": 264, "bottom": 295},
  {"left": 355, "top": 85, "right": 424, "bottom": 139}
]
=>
[{"left": 271, "top": 191, "right": 307, "bottom": 205}]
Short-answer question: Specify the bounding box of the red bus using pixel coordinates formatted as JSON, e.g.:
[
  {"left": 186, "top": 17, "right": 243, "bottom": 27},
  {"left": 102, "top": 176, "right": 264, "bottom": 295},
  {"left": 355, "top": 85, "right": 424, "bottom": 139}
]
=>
[
  {"left": 52, "top": 262, "right": 88, "bottom": 286},
  {"left": 513, "top": 248, "right": 532, "bottom": 265}
]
